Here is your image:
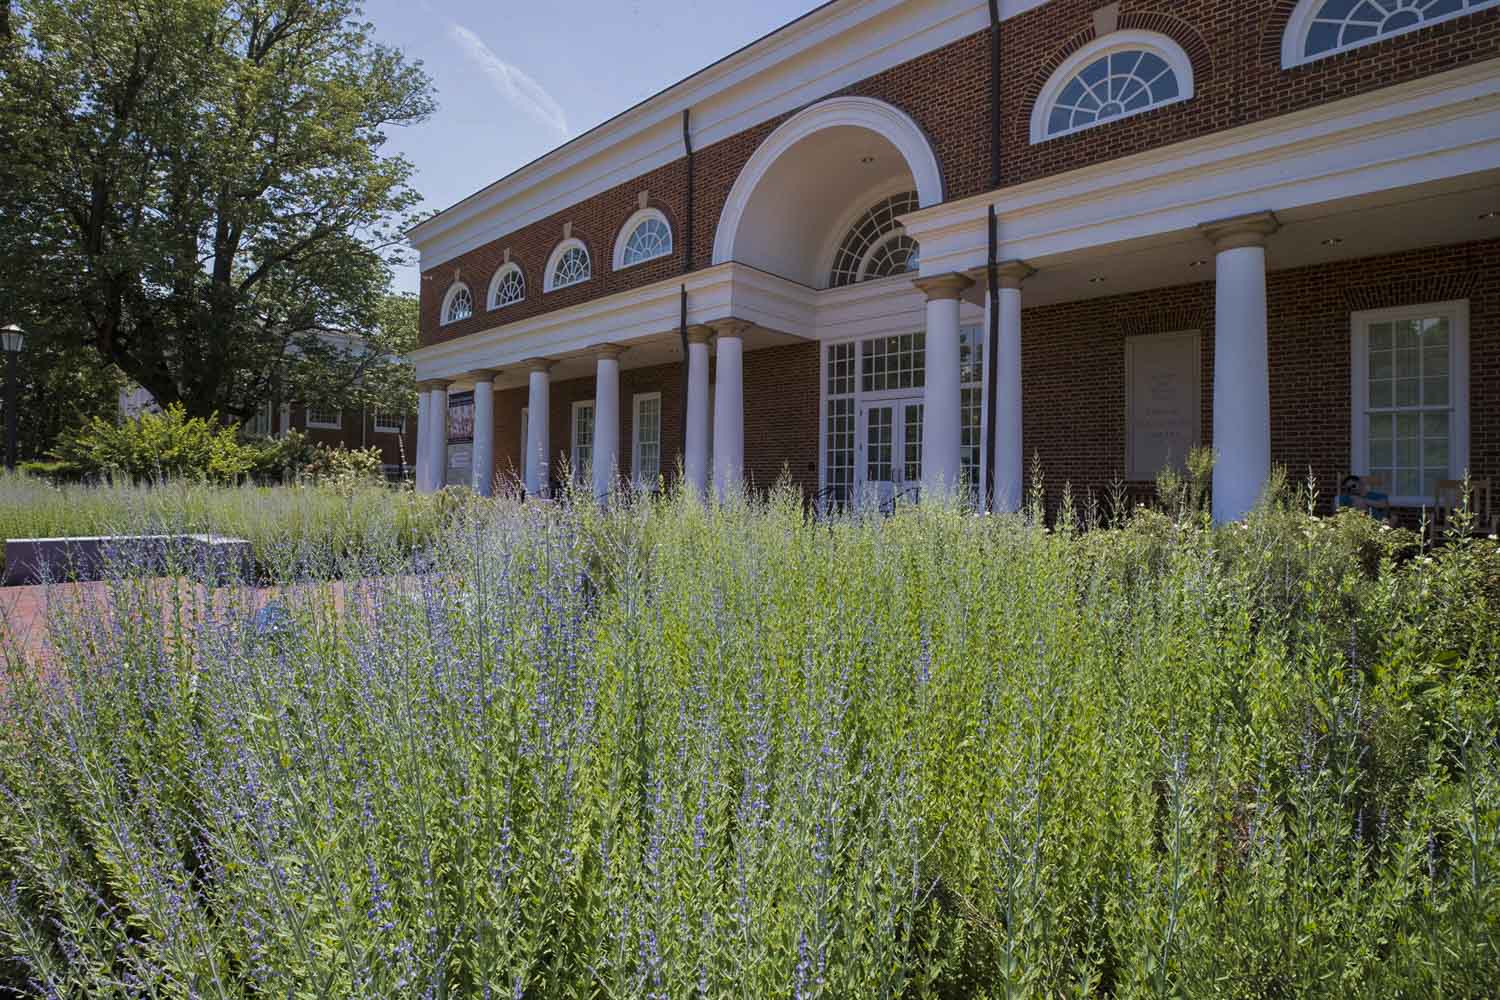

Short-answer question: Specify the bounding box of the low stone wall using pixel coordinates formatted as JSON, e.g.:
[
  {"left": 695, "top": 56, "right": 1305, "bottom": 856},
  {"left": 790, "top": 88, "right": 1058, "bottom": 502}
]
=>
[{"left": 2, "top": 535, "right": 254, "bottom": 587}]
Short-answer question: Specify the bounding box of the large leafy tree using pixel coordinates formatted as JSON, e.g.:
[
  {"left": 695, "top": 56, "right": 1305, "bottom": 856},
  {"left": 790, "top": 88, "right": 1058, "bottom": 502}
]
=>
[{"left": 0, "top": 0, "right": 432, "bottom": 422}]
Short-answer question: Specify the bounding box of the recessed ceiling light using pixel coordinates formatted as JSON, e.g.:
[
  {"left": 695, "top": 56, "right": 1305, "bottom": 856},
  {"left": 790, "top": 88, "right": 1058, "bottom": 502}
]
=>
[
  {"left": 859, "top": 155, "right": 877, "bottom": 165},
  {"left": 1188, "top": 259, "right": 1208, "bottom": 268},
  {"left": 1088, "top": 276, "right": 1107, "bottom": 284},
  {"left": 1321, "top": 237, "right": 1345, "bottom": 247},
  {"left": 1480, "top": 211, "right": 1499, "bottom": 221}
]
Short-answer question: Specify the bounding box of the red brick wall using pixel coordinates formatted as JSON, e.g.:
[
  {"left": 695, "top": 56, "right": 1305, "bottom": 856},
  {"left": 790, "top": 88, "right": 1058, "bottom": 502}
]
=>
[
  {"left": 486, "top": 342, "right": 821, "bottom": 495},
  {"left": 287, "top": 404, "right": 418, "bottom": 473},
  {"left": 422, "top": 2, "right": 1500, "bottom": 349},
  {"left": 1021, "top": 238, "right": 1499, "bottom": 512}
]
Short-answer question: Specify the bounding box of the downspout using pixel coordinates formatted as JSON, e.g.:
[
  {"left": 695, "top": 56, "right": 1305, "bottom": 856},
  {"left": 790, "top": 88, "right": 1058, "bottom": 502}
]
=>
[
  {"left": 982, "top": 0, "right": 1003, "bottom": 510},
  {"left": 679, "top": 108, "right": 695, "bottom": 468}
]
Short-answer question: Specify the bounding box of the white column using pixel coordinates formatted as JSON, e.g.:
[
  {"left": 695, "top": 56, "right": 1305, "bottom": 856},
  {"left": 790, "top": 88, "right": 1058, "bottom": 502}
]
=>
[
  {"left": 415, "top": 385, "right": 433, "bottom": 492},
  {"left": 428, "top": 382, "right": 450, "bottom": 491},
  {"left": 471, "top": 371, "right": 497, "bottom": 497},
  {"left": 525, "top": 360, "right": 552, "bottom": 497},
  {"left": 992, "top": 262, "right": 1030, "bottom": 513},
  {"left": 1201, "top": 212, "right": 1279, "bottom": 524},
  {"left": 684, "top": 326, "right": 713, "bottom": 495},
  {"left": 711, "top": 319, "right": 749, "bottom": 501},
  {"left": 592, "top": 345, "right": 623, "bottom": 501},
  {"left": 915, "top": 273, "right": 974, "bottom": 495}
]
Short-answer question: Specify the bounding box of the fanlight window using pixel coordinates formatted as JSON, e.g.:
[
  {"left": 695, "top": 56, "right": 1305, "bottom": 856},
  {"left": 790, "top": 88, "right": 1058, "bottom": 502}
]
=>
[
  {"left": 621, "top": 213, "right": 673, "bottom": 268},
  {"left": 491, "top": 264, "right": 525, "bottom": 309},
  {"left": 547, "top": 241, "right": 591, "bottom": 292},
  {"left": 443, "top": 284, "right": 474, "bottom": 324},
  {"left": 1287, "top": 0, "right": 1499, "bottom": 65},
  {"left": 1045, "top": 49, "right": 1181, "bottom": 139},
  {"left": 829, "top": 191, "right": 920, "bottom": 288}
]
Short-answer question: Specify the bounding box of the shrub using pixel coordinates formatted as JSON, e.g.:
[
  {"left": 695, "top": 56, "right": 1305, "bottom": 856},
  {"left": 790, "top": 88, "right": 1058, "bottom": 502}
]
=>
[
  {"left": 0, "top": 490, "right": 1496, "bottom": 996},
  {"left": 42, "top": 403, "right": 259, "bottom": 484}
]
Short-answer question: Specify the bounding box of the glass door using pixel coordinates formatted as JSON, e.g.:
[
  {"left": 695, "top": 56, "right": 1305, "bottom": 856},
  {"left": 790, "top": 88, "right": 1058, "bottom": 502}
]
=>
[{"left": 858, "top": 397, "right": 923, "bottom": 506}]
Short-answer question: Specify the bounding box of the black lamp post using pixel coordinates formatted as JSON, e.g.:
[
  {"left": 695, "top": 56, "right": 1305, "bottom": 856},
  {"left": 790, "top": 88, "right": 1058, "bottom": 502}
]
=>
[{"left": 2, "top": 324, "right": 24, "bottom": 472}]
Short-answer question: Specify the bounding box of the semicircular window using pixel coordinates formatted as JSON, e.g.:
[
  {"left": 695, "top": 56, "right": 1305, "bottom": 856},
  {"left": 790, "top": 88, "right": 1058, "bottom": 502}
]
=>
[
  {"left": 1296, "top": 0, "right": 1498, "bottom": 63},
  {"left": 550, "top": 244, "right": 591, "bottom": 291},
  {"left": 1046, "top": 49, "right": 1182, "bottom": 139},
  {"left": 622, "top": 215, "right": 673, "bottom": 267},
  {"left": 444, "top": 284, "right": 474, "bottom": 324},
  {"left": 829, "top": 191, "right": 920, "bottom": 289},
  {"left": 492, "top": 265, "right": 525, "bottom": 309}
]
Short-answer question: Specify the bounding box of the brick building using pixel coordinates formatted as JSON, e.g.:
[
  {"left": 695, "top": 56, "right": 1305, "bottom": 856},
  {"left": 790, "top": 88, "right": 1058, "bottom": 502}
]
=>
[{"left": 408, "top": 0, "right": 1500, "bottom": 522}]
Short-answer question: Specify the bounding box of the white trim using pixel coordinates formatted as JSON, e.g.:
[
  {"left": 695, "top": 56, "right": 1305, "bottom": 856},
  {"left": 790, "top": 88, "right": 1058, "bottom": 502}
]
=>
[
  {"left": 374, "top": 408, "right": 407, "bottom": 434},
  {"left": 1029, "top": 30, "right": 1195, "bottom": 145},
  {"left": 613, "top": 208, "right": 675, "bottom": 271},
  {"left": 631, "top": 391, "right": 664, "bottom": 486},
  {"left": 305, "top": 404, "right": 343, "bottom": 430},
  {"left": 571, "top": 398, "right": 597, "bottom": 480},
  {"left": 441, "top": 282, "right": 475, "bottom": 325},
  {"left": 713, "top": 95, "right": 945, "bottom": 266},
  {"left": 1283, "top": 0, "right": 1500, "bottom": 69},
  {"left": 545, "top": 238, "right": 593, "bottom": 292},
  {"left": 1349, "top": 299, "right": 1470, "bottom": 506},
  {"left": 487, "top": 262, "right": 526, "bottom": 310}
]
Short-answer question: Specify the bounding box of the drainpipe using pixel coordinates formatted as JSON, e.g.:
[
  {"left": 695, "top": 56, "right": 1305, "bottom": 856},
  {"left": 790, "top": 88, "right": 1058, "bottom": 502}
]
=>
[
  {"left": 679, "top": 108, "right": 695, "bottom": 470},
  {"left": 983, "top": 0, "right": 1003, "bottom": 510}
]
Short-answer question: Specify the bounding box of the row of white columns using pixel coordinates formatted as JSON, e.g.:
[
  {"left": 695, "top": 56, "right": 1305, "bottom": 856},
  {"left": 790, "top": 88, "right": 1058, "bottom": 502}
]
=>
[{"left": 417, "top": 211, "right": 1275, "bottom": 523}]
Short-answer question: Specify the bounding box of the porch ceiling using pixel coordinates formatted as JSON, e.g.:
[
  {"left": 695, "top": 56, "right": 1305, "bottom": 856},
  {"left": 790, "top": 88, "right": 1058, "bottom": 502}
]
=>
[{"left": 1015, "top": 170, "right": 1500, "bottom": 308}]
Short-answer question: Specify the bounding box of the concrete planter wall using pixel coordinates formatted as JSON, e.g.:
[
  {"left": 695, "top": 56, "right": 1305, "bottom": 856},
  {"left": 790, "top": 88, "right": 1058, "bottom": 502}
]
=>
[{"left": 2, "top": 535, "right": 254, "bottom": 587}]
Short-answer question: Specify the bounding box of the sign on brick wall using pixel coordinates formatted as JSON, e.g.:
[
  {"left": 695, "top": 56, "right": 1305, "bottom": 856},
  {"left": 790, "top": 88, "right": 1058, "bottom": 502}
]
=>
[{"left": 1125, "top": 331, "right": 1202, "bottom": 481}]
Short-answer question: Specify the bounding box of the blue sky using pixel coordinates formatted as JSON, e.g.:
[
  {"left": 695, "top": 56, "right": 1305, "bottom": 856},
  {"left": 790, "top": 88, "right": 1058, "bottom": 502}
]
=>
[{"left": 366, "top": 0, "right": 825, "bottom": 294}]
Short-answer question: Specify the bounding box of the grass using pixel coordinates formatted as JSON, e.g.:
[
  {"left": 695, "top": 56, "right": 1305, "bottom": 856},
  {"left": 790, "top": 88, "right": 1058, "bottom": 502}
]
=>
[
  {"left": 0, "top": 471, "right": 450, "bottom": 570},
  {"left": 0, "top": 482, "right": 1496, "bottom": 996}
]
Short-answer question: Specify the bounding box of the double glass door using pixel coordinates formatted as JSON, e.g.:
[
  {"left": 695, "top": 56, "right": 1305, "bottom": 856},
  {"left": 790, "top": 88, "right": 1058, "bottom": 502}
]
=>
[{"left": 857, "top": 397, "right": 923, "bottom": 504}]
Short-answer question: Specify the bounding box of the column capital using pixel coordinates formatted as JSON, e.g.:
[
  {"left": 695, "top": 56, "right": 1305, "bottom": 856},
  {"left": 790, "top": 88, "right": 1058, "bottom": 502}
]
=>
[
  {"left": 995, "top": 260, "right": 1034, "bottom": 291},
  {"left": 1199, "top": 211, "right": 1280, "bottom": 251},
  {"left": 686, "top": 324, "right": 714, "bottom": 345},
  {"left": 590, "top": 343, "right": 627, "bottom": 362},
  {"left": 710, "top": 318, "right": 753, "bottom": 340},
  {"left": 465, "top": 368, "right": 502, "bottom": 383},
  {"left": 913, "top": 272, "right": 974, "bottom": 301},
  {"left": 416, "top": 379, "right": 449, "bottom": 392},
  {"left": 523, "top": 357, "right": 555, "bottom": 375}
]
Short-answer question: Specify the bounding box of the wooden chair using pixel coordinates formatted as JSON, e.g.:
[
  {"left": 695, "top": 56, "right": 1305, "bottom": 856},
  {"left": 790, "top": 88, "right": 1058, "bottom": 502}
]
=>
[{"left": 1432, "top": 479, "right": 1496, "bottom": 539}]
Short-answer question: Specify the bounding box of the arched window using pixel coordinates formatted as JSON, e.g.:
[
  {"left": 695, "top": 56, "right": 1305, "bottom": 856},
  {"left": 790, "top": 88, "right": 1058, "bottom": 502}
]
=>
[
  {"left": 442, "top": 283, "right": 474, "bottom": 325},
  {"left": 828, "top": 191, "right": 920, "bottom": 288},
  {"left": 614, "top": 208, "right": 674, "bottom": 270},
  {"left": 1283, "top": 0, "right": 1498, "bottom": 67},
  {"left": 1030, "top": 31, "right": 1195, "bottom": 143},
  {"left": 489, "top": 263, "right": 525, "bottom": 309},
  {"left": 545, "top": 239, "right": 591, "bottom": 292}
]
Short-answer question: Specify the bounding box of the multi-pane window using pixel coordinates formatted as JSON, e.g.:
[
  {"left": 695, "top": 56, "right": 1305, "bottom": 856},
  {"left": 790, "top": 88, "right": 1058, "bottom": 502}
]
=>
[
  {"left": 1292, "top": 0, "right": 1498, "bottom": 65},
  {"left": 306, "top": 404, "right": 341, "bottom": 429},
  {"left": 444, "top": 284, "right": 474, "bottom": 324},
  {"left": 829, "top": 192, "right": 920, "bottom": 288},
  {"left": 374, "top": 408, "right": 405, "bottom": 433},
  {"left": 633, "top": 393, "right": 662, "bottom": 487},
  {"left": 520, "top": 407, "right": 530, "bottom": 479},
  {"left": 862, "top": 333, "right": 926, "bottom": 392},
  {"left": 1361, "top": 314, "right": 1458, "bottom": 502},
  {"left": 492, "top": 265, "right": 525, "bottom": 308},
  {"left": 245, "top": 400, "right": 273, "bottom": 437},
  {"left": 902, "top": 403, "right": 925, "bottom": 484},
  {"left": 1046, "top": 49, "right": 1181, "bottom": 139},
  {"left": 572, "top": 400, "right": 595, "bottom": 484},
  {"left": 621, "top": 214, "right": 673, "bottom": 267},
  {"left": 960, "top": 326, "right": 985, "bottom": 493},
  {"left": 866, "top": 406, "right": 893, "bottom": 484},
  {"left": 825, "top": 343, "right": 857, "bottom": 502},
  {"left": 550, "top": 243, "right": 591, "bottom": 291}
]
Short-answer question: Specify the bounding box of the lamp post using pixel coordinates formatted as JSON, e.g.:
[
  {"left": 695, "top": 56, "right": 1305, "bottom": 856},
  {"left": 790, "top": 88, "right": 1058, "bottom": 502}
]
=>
[{"left": 2, "top": 324, "right": 24, "bottom": 472}]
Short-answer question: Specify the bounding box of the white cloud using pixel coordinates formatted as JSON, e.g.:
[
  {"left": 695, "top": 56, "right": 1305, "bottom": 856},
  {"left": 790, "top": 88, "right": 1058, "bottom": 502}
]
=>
[{"left": 447, "top": 22, "right": 569, "bottom": 137}]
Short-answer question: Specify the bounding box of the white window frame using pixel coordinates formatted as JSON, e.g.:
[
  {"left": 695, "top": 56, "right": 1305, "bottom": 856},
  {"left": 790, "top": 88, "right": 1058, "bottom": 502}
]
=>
[
  {"left": 1349, "top": 300, "right": 1470, "bottom": 507},
  {"left": 1029, "top": 30, "right": 1196, "bottom": 145},
  {"left": 487, "top": 262, "right": 526, "bottom": 310},
  {"left": 1282, "top": 0, "right": 1500, "bottom": 68},
  {"left": 374, "top": 407, "right": 406, "bottom": 434},
  {"left": 632, "top": 392, "right": 663, "bottom": 487},
  {"left": 613, "top": 208, "right": 674, "bottom": 271},
  {"left": 440, "top": 282, "right": 474, "bottom": 325},
  {"left": 544, "top": 238, "right": 592, "bottom": 293},
  {"left": 305, "top": 404, "right": 342, "bottom": 430},
  {"left": 571, "top": 399, "right": 596, "bottom": 482}
]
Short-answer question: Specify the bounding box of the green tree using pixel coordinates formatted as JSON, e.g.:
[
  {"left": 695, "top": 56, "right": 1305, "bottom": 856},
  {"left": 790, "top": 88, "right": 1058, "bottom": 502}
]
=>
[{"left": 0, "top": 0, "right": 432, "bottom": 422}]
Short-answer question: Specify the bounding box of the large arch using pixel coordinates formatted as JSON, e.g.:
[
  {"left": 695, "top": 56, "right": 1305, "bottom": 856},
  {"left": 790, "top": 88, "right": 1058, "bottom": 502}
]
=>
[{"left": 711, "top": 96, "right": 944, "bottom": 285}]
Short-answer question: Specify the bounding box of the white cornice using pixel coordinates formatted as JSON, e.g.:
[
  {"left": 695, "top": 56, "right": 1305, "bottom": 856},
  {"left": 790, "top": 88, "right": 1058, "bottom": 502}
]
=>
[
  {"left": 903, "top": 58, "right": 1500, "bottom": 271},
  {"left": 409, "top": 0, "right": 1050, "bottom": 270}
]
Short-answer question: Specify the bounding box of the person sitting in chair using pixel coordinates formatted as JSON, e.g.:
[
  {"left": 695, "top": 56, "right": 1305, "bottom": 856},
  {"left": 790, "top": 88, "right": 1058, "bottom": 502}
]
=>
[{"left": 1336, "top": 475, "right": 1393, "bottom": 522}]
